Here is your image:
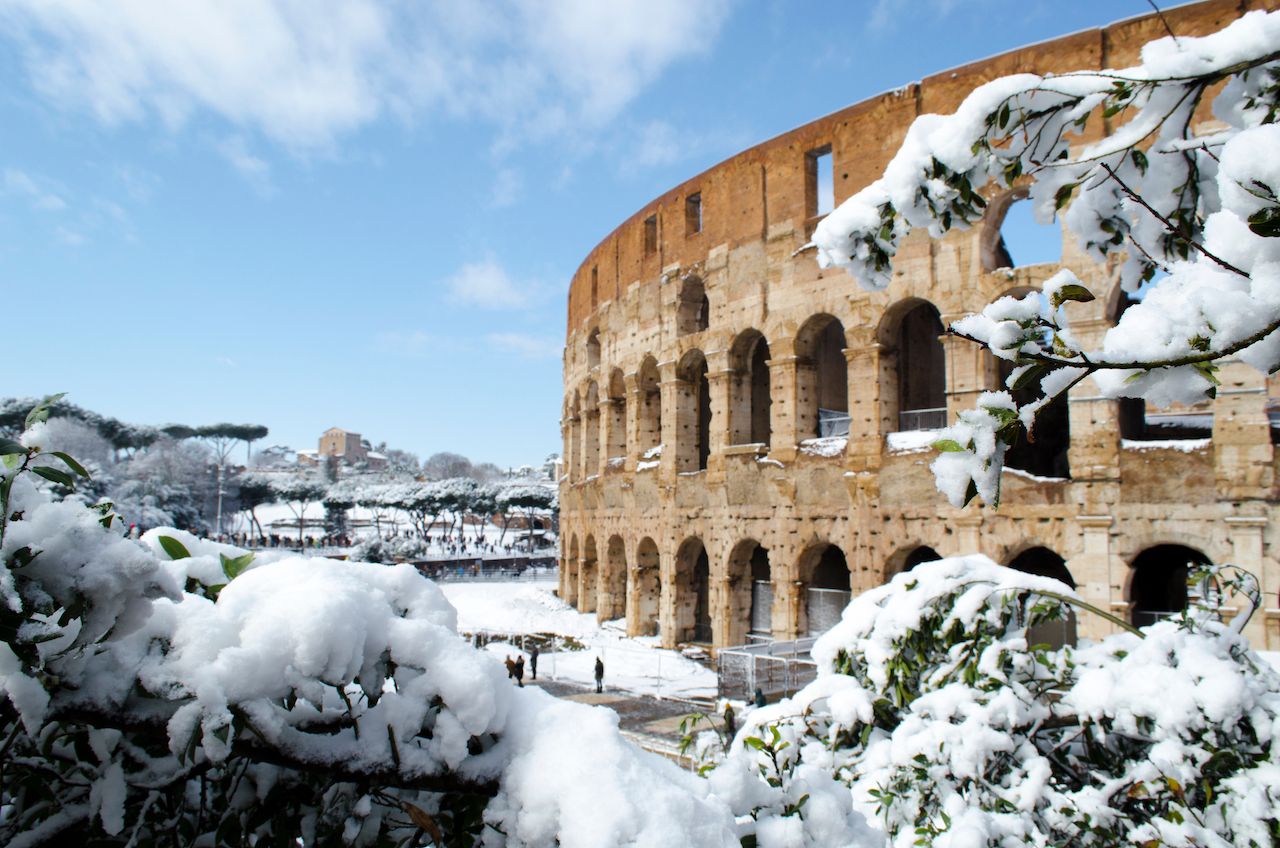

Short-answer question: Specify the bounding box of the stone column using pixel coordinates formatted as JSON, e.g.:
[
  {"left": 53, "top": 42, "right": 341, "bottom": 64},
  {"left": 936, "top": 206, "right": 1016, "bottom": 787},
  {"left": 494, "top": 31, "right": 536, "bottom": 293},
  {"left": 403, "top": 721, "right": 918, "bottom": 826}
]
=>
[
  {"left": 1065, "top": 318, "right": 1122, "bottom": 510},
  {"left": 767, "top": 336, "right": 799, "bottom": 461},
  {"left": 597, "top": 399, "right": 617, "bottom": 475},
  {"left": 659, "top": 544, "right": 679, "bottom": 648},
  {"left": 940, "top": 316, "right": 990, "bottom": 425},
  {"left": 1213, "top": 359, "right": 1274, "bottom": 500},
  {"left": 844, "top": 340, "right": 886, "bottom": 470},
  {"left": 658, "top": 361, "right": 680, "bottom": 478},
  {"left": 1070, "top": 515, "right": 1117, "bottom": 640},
  {"left": 707, "top": 368, "right": 734, "bottom": 473},
  {"left": 954, "top": 515, "right": 982, "bottom": 555},
  {"left": 1224, "top": 516, "right": 1270, "bottom": 648}
]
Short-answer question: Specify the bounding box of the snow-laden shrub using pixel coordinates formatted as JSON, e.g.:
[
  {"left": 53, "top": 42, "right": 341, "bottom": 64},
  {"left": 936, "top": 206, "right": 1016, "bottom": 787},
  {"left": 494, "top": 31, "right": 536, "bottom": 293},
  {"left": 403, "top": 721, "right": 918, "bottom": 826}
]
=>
[
  {"left": 0, "top": 414, "right": 739, "bottom": 847},
  {"left": 712, "top": 556, "right": 1280, "bottom": 847}
]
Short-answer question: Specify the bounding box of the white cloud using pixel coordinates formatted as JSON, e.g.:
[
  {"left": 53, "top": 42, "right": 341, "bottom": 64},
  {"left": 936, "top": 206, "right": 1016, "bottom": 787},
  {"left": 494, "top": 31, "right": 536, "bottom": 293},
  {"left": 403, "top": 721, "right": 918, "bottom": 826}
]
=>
[
  {"left": 4, "top": 167, "right": 67, "bottom": 211},
  {"left": 0, "top": 0, "right": 733, "bottom": 153},
  {"left": 486, "top": 332, "right": 562, "bottom": 360},
  {"left": 445, "top": 258, "right": 536, "bottom": 310},
  {"left": 216, "top": 135, "right": 274, "bottom": 194}
]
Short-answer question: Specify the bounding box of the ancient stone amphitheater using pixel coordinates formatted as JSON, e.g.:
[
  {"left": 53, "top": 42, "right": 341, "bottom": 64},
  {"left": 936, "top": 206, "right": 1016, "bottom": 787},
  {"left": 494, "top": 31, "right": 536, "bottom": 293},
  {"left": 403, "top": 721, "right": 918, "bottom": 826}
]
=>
[{"left": 559, "top": 0, "right": 1280, "bottom": 653}]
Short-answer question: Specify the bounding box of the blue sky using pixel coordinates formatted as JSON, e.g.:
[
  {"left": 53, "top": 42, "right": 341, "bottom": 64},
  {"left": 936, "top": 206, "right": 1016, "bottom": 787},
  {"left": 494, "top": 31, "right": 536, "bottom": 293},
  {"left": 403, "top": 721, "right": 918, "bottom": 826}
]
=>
[{"left": 1, "top": 0, "right": 1146, "bottom": 467}]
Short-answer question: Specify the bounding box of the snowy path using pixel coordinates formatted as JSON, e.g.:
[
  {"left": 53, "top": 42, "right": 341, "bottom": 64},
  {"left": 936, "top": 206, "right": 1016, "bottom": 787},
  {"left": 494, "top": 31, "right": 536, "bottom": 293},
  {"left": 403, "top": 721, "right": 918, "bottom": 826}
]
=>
[{"left": 440, "top": 580, "right": 717, "bottom": 700}]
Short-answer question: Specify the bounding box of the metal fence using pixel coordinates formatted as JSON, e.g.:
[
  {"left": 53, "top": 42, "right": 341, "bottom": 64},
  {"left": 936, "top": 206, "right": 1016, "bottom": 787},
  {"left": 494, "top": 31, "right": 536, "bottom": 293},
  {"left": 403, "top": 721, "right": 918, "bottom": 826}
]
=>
[
  {"left": 898, "top": 407, "right": 947, "bottom": 431},
  {"left": 717, "top": 638, "right": 818, "bottom": 701},
  {"left": 414, "top": 558, "right": 557, "bottom": 583}
]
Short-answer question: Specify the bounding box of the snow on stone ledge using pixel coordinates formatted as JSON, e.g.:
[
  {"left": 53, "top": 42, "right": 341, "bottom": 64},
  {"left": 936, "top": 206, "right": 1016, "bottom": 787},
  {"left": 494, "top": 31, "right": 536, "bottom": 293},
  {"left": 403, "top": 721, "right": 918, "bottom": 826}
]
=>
[
  {"left": 799, "top": 436, "right": 847, "bottom": 457},
  {"left": 1120, "top": 438, "right": 1211, "bottom": 452},
  {"left": 886, "top": 429, "right": 942, "bottom": 454}
]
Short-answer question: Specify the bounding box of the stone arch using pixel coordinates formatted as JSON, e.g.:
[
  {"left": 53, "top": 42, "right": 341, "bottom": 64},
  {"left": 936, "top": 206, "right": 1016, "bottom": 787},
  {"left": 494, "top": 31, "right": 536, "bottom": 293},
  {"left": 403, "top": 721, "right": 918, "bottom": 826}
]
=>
[
  {"left": 795, "top": 314, "right": 849, "bottom": 440},
  {"left": 564, "top": 534, "right": 580, "bottom": 605},
  {"left": 629, "top": 537, "right": 661, "bottom": 637},
  {"left": 674, "top": 536, "right": 712, "bottom": 643},
  {"left": 582, "top": 381, "right": 600, "bottom": 476},
  {"left": 567, "top": 391, "right": 582, "bottom": 481},
  {"left": 1007, "top": 546, "right": 1077, "bottom": 648},
  {"left": 980, "top": 187, "right": 1062, "bottom": 272},
  {"left": 676, "top": 349, "right": 712, "bottom": 472},
  {"left": 606, "top": 368, "right": 627, "bottom": 461},
  {"left": 725, "top": 539, "right": 772, "bottom": 645},
  {"left": 1129, "top": 544, "right": 1211, "bottom": 627},
  {"left": 728, "top": 329, "right": 772, "bottom": 447},
  {"left": 676, "top": 274, "right": 710, "bottom": 335},
  {"left": 586, "top": 327, "right": 601, "bottom": 369},
  {"left": 600, "top": 535, "right": 627, "bottom": 621},
  {"left": 885, "top": 543, "right": 942, "bottom": 579},
  {"left": 636, "top": 356, "right": 662, "bottom": 457},
  {"left": 579, "top": 535, "right": 599, "bottom": 614},
  {"left": 882, "top": 299, "right": 946, "bottom": 432},
  {"left": 799, "top": 542, "right": 850, "bottom": 636}
]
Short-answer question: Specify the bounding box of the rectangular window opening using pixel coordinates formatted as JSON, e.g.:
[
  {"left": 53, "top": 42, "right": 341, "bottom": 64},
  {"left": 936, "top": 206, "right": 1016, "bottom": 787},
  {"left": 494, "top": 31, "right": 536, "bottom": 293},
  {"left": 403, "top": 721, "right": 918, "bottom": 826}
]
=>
[
  {"left": 685, "top": 192, "right": 702, "bottom": 236},
  {"left": 643, "top": 214, "right": 658, "bottom": 256},
  {"left": 806, "top": 146, "right": 834, "bottom": 218}
]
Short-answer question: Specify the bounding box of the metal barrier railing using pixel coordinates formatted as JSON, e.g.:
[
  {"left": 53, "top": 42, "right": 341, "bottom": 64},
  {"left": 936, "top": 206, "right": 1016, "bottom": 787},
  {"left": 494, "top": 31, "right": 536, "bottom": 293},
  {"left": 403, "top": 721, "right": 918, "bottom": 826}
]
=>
[{"left": 898, "top": 407, "right": 947, "bottom": 431}]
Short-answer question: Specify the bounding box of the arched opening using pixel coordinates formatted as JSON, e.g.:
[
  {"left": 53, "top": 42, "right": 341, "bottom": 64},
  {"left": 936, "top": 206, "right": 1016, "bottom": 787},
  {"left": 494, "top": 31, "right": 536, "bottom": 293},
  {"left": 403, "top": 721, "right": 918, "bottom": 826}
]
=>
[
  {"left": 996, "top": 292, "right": 1070, "bottom": 477},
  {"left": 729, "top": 330, "right": 772, "bottom": 447},
  {"left": 677, "top": 275, "right": 710, "bottom": 335},
  {"left": 676, "top": 350, "right": 711, "bottom": 472},
  {"left": 636, "top": 356, "right": 662, "bottom": 459},
  {"left": 802, "top": 543, "right": 850, "bottom": 636},
  {"left": 903, "top": 545, "right": 941, "bottom": 573},
  {"left": 725, "top": 540, "right": 772, "bottom": 645},
  {"left": 896, "top": 302, "right": 946, "bottom": 431},
  {"left": 606, "top": 369, "right": 627, "bottom": 461},
  {"left": 586, "top": 328, "right": 601, "bottom": 369},
  {"left": 796, "top": 315, "right": 849, "bottom": 440},
  {"left": 1007, "top": 546, "right": 1077, "bottom": 648},
  {"left": 582, "top": 381, "right": 600, "bottom": 477},
  {"left": 564, "top": 535, "right": 580, "bottom": 605},
  {"left": 981, "top": 190, "right": 1062, "bottom": 272},
  {"left": 631, "top": 537, "right": 661, "bottom": 636},
  {"left": 675, "top": 537, "right": 712, "bottom": 643},
  {"left": 579, "top": 536, "right": 598, "bottom": 614},
  {"left": 1130, "top": 544, "right": 1211, "bottom": 627},
  {"left": 601, "top": 535, "right": 627, "bottom": 621}
]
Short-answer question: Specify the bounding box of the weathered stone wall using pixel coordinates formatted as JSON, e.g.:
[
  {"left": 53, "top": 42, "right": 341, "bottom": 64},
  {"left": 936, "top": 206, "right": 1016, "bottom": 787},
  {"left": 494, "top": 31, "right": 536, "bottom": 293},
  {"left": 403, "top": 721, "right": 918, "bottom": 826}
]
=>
[{"left": 560, "top": 0, "right": 1280, "bottom": 652}]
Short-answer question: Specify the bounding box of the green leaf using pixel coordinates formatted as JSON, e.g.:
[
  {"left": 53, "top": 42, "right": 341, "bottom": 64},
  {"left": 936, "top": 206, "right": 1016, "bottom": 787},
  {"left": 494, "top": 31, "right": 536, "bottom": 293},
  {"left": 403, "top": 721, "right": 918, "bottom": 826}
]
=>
[
  {"left": 1247, "top": 205, "right": 1280, "bottom": 237},
  {"left": 220, "top": 551, "right": 255, "bottom": 581},
  {"left": 47, "top": 451, "right": 90, "bottom": 478},
  {"left": 158, "top": 535, "right": 192, "bottom": 560},
  {"left": 1011, "top": 364, "right": 1049, "bottom": 392},
  {"left": 1130, "top": 148, "right": 1148, "bottom": 175},
  {"left": 24, "top": 393, "right": 66, "bottom": 430},
  {"left": 31, "top": 466, "right": 74, "bottom": 488},
  {"left": 1054, "top": 182, "right": 1077, "bottom": 211},
  {"left": 962, "top": 478, "right": 980, "bottom": 507},
  {"left": 1049, "top": 283, "right": 1096, "bottom": 309},
  {"left": 0, "top": 438, "right": 25, "bottom": 457},
  {"left": 743, "top": 736, "right": 767, "bottom": 751},
  {"left": 931, "top": 438, "right": 966, "bottom": 453}
]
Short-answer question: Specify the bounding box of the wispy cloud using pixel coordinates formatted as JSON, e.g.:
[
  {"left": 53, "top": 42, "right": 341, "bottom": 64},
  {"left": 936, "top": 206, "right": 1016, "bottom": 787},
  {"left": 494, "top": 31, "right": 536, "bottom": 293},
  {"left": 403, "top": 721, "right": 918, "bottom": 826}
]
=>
[
  {"left": 489, "top": 167, "right": 523, "bottom": 208},
  {"left": 4, "top": 168, "right": 67, "bottom": 211},
  {"left": 216, "top": 136, "right": 274, "bottom": 194},
  {"left": 445, "top": 258, "right": 540, "bottom": 310},
  {"left": 0, "top": 0, "right": 734, "bottom": 155},
  {"left": 374, "top": 330, "right": 437, "bottom": 358},
  {"left": 486, "top": 332, "right": 562, "bottom": 360}
]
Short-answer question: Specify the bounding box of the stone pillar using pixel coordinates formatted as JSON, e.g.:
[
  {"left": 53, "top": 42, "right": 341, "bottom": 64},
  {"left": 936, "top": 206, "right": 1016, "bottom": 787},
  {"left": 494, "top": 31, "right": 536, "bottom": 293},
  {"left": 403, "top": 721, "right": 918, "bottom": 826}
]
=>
[
  {"left": 1224, "top": 516, "right": 1270, "bottom": 648},
  {"left": 625, "top": 564, "right": 642, "bottom": 636},
  {"left": 955, "top": 515, "right": 982, "bottom": 555},
  {"left": 710, "top": 573, "right": 734, "bottom": 647},
  {"left": 844, "top": 341, "right": 886, "bottom": 469},
  {"left": 597, "top": 399, "right": 617, "bottom": 475},
  {"left": 658, "top": 361, "right": 680, "bottom": 477},
  {"left": 767, "top": 337, "right": 799, "bottom": 461},
  {"left": 1070, "top": 515, "right": 1117, "bottom": 641},
  {"left": 1213, "top": 359, "right": 1274, "bottom": 500},
  {"left": 659, "top": 545, "right": 679, "bottom": 648},
  {"left": 707, "top": 368, "right": 734, "bottom": 473},
  {"left": 772, "top": 579, "right": 804, "bottom": 641},
  {"left": 1066, "top": 318, "right": 1122, "bottom": 510}
]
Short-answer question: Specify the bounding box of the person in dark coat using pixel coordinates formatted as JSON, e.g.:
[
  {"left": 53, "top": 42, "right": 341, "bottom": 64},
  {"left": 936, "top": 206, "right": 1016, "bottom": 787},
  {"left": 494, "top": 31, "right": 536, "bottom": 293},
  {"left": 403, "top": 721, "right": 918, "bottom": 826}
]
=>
[
  {"left": 514, "top": 655, "right": 525, "bottom": 687},
  {"left": 529, "top": 645, "right": 540, "bottom": 680},
  {"left": 594, "top": 656, "right": 604, "bottom": 693},
  {"left": 723, "top": 703, "right": 736, "bottom": 741},
  {"left": 753, "top": 687, "right": 767, "bottom": 708}
]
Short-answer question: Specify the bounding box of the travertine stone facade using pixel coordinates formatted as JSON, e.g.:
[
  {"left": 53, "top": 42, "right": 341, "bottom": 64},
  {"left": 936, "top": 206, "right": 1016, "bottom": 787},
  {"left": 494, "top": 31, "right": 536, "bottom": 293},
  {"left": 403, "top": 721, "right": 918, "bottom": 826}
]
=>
[{"left": 560, "top": 0, "right": 1280, "bottom": 652}]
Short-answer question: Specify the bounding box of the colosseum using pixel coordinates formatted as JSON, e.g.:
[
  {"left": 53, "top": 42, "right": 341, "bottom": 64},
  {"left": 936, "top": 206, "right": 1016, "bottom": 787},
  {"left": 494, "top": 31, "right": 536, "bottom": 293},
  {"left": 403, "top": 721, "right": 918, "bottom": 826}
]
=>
[{"left": 559, "top": 0, "right": 1280, "bottom": 654}]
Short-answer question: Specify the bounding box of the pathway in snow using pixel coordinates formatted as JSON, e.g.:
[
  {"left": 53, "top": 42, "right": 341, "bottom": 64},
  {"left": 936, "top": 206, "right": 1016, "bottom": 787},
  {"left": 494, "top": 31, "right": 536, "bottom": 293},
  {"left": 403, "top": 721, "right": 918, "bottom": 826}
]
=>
[{"left": 440, "top": 580, "right": 718, "bottom": 702}]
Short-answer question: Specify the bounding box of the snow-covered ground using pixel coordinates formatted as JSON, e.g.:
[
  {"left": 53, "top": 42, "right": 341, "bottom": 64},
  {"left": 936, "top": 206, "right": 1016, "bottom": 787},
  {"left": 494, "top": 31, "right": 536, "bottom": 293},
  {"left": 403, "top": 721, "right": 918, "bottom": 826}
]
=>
[{"left": 441, "top": 580, "right": 717, "bottom": 701}]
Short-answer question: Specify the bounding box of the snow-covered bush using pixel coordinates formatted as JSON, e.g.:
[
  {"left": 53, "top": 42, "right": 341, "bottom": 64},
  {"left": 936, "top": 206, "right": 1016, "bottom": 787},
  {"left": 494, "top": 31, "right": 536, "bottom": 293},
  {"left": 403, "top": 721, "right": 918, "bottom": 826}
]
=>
[
  {"left": 711, "top": 556, "right": 1280, "bottom": 847},
  {"left": 813, "top": 9, "right": 1280, "bottom": 506},
  {"left": 1, "top": 407, "right": 740, "bottom": 846}
]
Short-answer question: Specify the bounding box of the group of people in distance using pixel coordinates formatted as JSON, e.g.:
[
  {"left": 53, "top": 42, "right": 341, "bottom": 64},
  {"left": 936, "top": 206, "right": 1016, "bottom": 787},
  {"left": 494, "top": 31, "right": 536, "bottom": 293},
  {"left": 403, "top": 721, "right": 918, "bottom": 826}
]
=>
[{"left": 503, "top": 646, "right": 607, "bottom": 694}]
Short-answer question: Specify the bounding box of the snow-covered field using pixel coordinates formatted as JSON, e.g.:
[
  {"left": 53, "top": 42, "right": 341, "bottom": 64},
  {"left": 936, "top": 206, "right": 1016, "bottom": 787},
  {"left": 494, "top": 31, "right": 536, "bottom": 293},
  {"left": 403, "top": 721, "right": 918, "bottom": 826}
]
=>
[{"left": 441, "top": 580, "right": 717, "bottom": 701}]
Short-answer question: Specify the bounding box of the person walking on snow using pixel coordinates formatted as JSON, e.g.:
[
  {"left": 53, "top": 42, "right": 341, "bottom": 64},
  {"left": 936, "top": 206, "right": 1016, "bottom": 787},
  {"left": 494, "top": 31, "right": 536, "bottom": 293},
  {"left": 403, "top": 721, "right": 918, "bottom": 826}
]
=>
[
  {"left": 514, "top": 656, "right": 525, "bottom": 688},
  {"left": 529, "top": 645, "right": 539, "bottom": 680},
  {"left": 594, "top": 656, "right": 604, "bottom": 693}
]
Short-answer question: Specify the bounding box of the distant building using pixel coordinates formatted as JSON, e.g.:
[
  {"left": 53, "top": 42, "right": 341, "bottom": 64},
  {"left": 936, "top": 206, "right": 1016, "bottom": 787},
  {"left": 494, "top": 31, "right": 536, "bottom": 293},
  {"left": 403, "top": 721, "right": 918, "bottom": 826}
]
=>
[{"left": 298, "top": 428, "right": 387, "bottom": 470}]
